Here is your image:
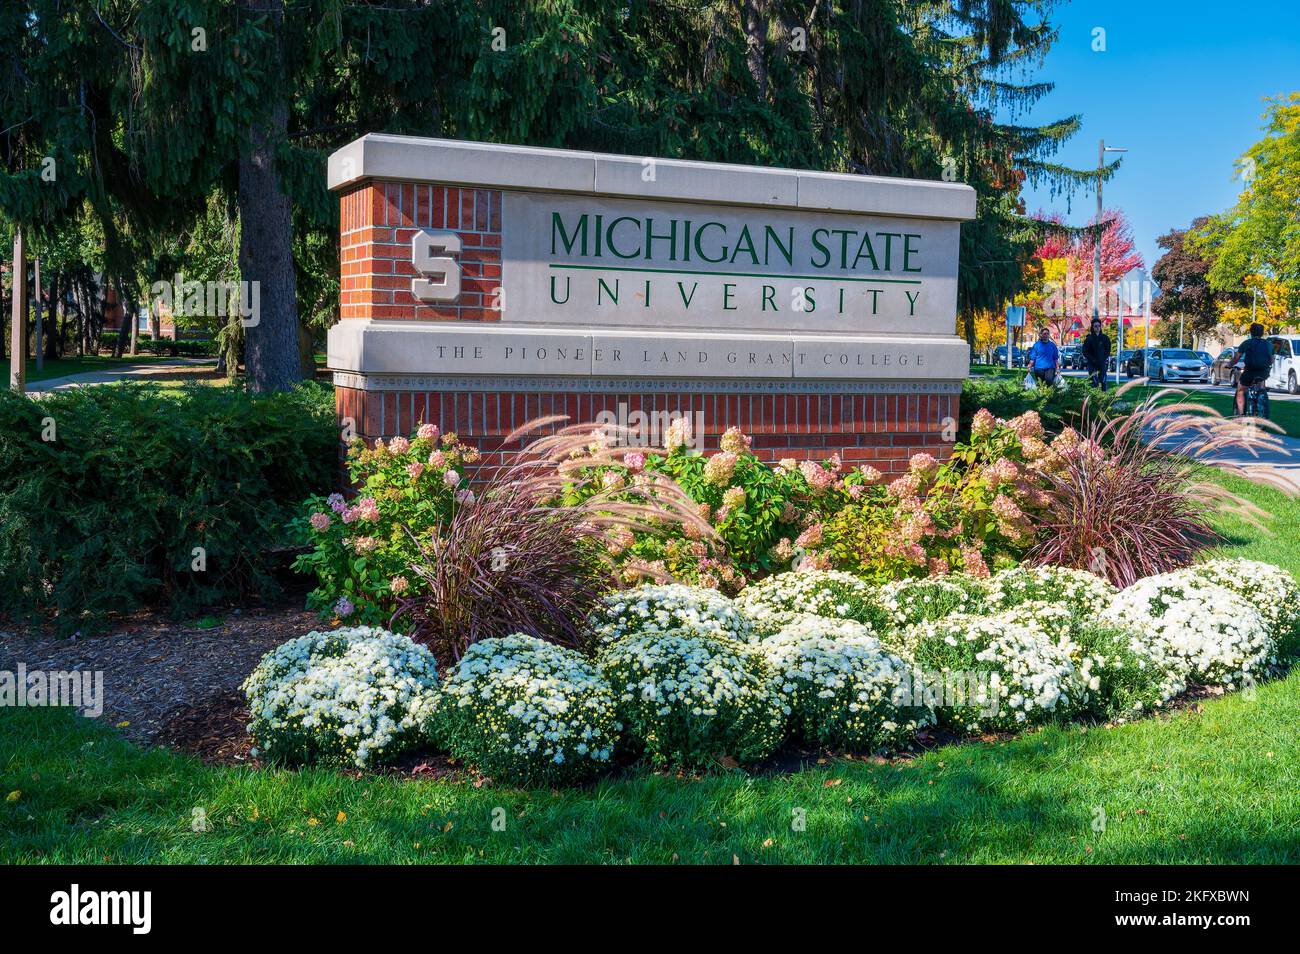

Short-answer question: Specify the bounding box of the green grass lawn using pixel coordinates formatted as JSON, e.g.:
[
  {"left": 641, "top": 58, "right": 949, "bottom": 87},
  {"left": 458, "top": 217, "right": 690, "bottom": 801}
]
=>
[
  {"left": 1128, "top": 383, "right": 1300, "bottom": 439},
  {"left": 2, "top": 468, "right": 1298, "bottom": 864}
]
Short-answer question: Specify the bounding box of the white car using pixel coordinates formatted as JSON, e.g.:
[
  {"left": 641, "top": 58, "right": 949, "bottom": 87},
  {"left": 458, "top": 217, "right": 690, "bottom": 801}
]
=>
[
  {"left": 1145, "top": 348, "right": 1210, "bottom": 383},
  {"left": 1264, "top": 335, "right": 1300, "bottom": 395}
]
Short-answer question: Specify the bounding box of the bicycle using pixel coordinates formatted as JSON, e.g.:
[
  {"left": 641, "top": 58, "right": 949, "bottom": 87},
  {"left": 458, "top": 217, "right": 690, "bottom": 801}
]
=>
[{"left": 1244, "top": 378, "right": 1271, "bottom": 420}]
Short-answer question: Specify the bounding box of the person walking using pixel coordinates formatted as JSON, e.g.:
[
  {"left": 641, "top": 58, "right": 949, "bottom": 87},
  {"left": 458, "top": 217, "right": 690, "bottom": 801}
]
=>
[
  {"left": 1026, "top": 327, "right": 1060, "bottom": 387},
  {"left": 1081, "top": 318, "right": 1112, "bottom": 390}
]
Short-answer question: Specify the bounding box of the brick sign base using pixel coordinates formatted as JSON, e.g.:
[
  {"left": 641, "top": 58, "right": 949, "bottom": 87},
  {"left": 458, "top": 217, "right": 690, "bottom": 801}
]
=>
[{"left": 336, "top": 380, "right": 957, "bottom": 472}]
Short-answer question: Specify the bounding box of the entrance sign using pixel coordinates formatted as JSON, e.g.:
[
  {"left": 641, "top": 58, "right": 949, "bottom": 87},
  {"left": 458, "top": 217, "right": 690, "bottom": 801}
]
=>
[{"left": 326, "top": 134, "right": 976, "bottom": 468}]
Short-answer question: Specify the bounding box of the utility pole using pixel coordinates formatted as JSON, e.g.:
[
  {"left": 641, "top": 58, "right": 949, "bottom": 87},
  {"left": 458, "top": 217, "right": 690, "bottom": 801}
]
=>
[
  {"left": 1094, "top": 139, "right": 1127, "bottom": 385},
  {"left": 9, "top": 228, "right": 26, "bottom": 393}
]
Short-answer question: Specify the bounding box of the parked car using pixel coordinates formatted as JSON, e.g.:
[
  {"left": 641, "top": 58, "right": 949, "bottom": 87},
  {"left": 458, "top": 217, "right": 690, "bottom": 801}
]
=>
[
  {"left": 1266, "top": 335, "right": 1300, "bottom": 395},
  {"left": 1208, "top": 336, "right": 1300, "bottom": 393},
  {"left": 1144, "top": 348, "right": 1211, "bottom": 383},
  {"left": 1211, "top": 346, "right": 1240, "bottom": 386},
  {"left": 1108, "top": 349, "right": 1135, "bottom": 374},
  {"left": 1195, "top": 350, "right": 1214, "bottom": 366},
  {"left": 1060, "top": 345, "right": 1082, "bottom": 370},
  {"left": 1122, "top": 348, "right": 1145, "bottom": 378},
  {"left": 993, "top": 345, "right": 1027, "bottom": 367}
]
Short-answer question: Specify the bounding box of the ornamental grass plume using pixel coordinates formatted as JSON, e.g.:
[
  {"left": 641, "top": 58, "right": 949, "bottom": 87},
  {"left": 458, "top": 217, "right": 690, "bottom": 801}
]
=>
[
  {"left": 393, "top": 416, "right": 715, "bottom": 665},
  {"left": 1025, "top": 384, "right": 1285, "bottom": 587}
]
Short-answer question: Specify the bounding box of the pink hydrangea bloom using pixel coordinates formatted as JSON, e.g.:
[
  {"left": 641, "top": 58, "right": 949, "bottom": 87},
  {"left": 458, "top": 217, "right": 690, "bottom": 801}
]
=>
[
  {"left": 799, "top": 460, "right": 836, "bottom": 491},
  {"left": 960, "top": 544, "right": 990, "bottom": 577},
  {"left": 971, "top": 408, "right": 998, "bottom": 439},
  {"left": 703, "top": 451, "right": 738, "bottom": 486},
  {"left": 443, "top": 470, "right": 461, "bottom": 489},
  {"left": 909, "top": 452, "right": 939, "bottom": 478},
  {"left": 407, "top": 461, "right": 425, "bottom": 479},
  {"left": 429, "top": 450, "right": 447, "bottom": 468},
  {"left": 389, "top": 575, "right": 409, "bottom": 595},
  {"left": 351, "top": 497, "right": 380, "bottom": 522},
  {"left": 388, "top": 436, "right": 411, "bottom": 454},
  {"left": 309, "top": 512, "right": 331, "bottom": 532},
  {"left": 417, "top": 423, "right": 439, "bottom": 440},
  {"left": 719, "top": 426, "right": 752, "bottom": 454},
  {"left": 1010, "top": 410, "right": 1044, "bottom": 441},
  {"left": 326, "top": 493, "right": 346, "bottom": 514},
  {"left": 795, "top": 523, "right": 823, "bottom": 548},
  {"left": 624, "top": 451, "right": 646, "bottom": 472}
]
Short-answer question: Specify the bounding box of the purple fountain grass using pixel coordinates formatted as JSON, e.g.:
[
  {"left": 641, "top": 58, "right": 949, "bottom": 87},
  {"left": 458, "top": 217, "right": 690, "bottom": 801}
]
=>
[
  {"left": 1025, "top": 383, "right": 1286, "bottom": 587},
  {"left": 392, "top": 416, "right": 713, "bottom": 665}
]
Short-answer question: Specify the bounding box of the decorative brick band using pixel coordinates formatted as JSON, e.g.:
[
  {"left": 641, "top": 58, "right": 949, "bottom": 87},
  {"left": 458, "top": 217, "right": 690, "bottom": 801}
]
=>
[
  {"left": 336, "top": 383, "right": 957, "bottom": 473},
  {"left": 332, "top": 371, "right": 962, "bottom": 395}
]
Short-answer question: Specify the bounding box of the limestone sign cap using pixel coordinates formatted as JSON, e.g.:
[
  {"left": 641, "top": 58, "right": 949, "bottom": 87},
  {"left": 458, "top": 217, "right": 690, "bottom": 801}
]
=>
[{"left": 327, "top": 133, "right": 977, "bottom": 222}]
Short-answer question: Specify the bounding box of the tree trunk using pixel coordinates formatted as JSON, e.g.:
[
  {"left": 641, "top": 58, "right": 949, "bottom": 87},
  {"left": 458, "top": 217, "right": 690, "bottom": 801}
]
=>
[
  {"left": 740, "top": 0, "right": 769, "bottom": 100},
  {"left": 112, "top": 276, "right": 133, "bottom": 358},
  {"left": 238, "top": 0, "right": 302, "bottom": 394}
]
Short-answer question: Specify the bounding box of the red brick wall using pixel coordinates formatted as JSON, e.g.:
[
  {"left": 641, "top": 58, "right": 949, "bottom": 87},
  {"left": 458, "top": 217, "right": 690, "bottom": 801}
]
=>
[
  {"left": 340, "top": 183, "right": 502, "bottom": 322},
  {"left": 336, "top": 385, "right": 956, "bottom": 473}
]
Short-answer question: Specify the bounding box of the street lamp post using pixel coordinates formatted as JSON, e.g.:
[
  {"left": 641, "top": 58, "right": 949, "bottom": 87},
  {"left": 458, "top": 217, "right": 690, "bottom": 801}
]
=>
[{"left": 1094, "top": 139, "right": 1127, "bottom": 385}]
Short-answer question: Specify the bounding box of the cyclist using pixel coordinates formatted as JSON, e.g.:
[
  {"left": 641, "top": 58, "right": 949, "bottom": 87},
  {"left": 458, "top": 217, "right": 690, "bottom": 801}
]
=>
[
  {"left": 1234, "top": 323, "right": 1272, "bottom": 416},
  {"left": 1027, "top": 326, "right": 1060, "bottom": 387}
]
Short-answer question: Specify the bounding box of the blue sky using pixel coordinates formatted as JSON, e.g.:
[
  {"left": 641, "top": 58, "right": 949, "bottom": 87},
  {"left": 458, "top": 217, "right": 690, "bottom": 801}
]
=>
[{"left": 1011, "top": 0, "right": 1300, "bottom": 276}]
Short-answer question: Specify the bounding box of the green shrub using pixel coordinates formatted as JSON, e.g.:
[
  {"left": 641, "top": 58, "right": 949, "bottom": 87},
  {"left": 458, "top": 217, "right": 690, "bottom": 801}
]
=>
[
  {"left": 598, "top": 629, "right": 785, "bottom": 768},
  {"left": 958, "top": 375, "right": 1109, "bottom": 442},
  {"left": 437, "top": 633, "right": 621, "bottom": 785},
  {"left": 908, "top": 612, "right": 1089, "bottom": 733},
  {"left": 761, "top": 615, "right": 931, "bottom": 751},
  {"left": 292, "top": 424, "right": 474, "bottom": 625},
  {"left": 875, "top": 575, "right": 988, "bottom": 631},
  {"left": 559, "top": 425, "right": 816, "bottom": 590},
  {"left": 981, "top": 565, "right": 1117, "bottom": 615},
  {"left": 588, "top": 583, "right": 755, "bottom": 646},
  {"left": 734, "top": 569, "right": 887, "bottom": 636},
  {"left": 1068, "top": 619, "right": 1186, "bottom": 721},
  {"left": 0, "top": 382, "right": 336, "bottom": 632},
  {"left": 810, "top": 410, "right": 1054, "bottom": 580},
  {"left": 242, "top": 626, "right": 440, "bottom": 768}
]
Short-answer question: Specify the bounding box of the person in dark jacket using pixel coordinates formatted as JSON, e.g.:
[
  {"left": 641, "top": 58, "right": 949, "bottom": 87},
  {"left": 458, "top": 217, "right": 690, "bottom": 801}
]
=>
[
  {"left": 1235, "top": 323, "right": 1273, "bottom": 415},
  {"left": 1081, "top": 318, "right": 1112, "bottom": 390}
]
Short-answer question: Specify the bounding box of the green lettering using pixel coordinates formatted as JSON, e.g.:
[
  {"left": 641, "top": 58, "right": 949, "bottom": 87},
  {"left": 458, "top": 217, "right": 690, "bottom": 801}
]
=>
[{"left": 551, "top": 213, "right": 589, "bottom": 256}]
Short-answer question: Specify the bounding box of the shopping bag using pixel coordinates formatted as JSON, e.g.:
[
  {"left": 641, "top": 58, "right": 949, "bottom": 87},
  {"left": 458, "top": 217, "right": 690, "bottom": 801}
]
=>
[{"left": 1022, "top": 372, "right": 1036, "bottom": 390}]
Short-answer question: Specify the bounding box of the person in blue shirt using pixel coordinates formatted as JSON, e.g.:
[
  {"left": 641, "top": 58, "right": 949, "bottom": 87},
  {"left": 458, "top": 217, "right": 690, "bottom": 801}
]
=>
[{"left": 1026, "top": 327, "right": 1060, "bottom": 386}]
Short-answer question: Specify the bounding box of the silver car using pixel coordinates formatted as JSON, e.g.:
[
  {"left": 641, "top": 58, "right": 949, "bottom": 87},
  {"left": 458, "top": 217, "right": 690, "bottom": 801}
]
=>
[{"left": 1147, "top": 348, "right": 1210, "bottom": 383}]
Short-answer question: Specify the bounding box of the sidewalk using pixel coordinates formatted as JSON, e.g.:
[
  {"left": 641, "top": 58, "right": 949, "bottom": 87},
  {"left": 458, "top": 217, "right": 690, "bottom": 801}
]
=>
[
  {"left": 1147, "top": 417, "right": 1300, "bottom": 493},
  {"left": 26, "top": 358, "right": 218, "bottom": 395}
]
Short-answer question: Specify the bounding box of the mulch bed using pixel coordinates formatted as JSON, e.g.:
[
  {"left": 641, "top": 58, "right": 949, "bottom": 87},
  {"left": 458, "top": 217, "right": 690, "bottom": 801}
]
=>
[{"left": 0, "top": 600, "right": 322, "bottom": 758}]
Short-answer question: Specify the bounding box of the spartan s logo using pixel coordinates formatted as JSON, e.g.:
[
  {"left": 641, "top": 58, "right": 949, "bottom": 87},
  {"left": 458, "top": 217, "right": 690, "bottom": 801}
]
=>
[{"left": 411, "top": 229, "right": 462, "bottom": 302}]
